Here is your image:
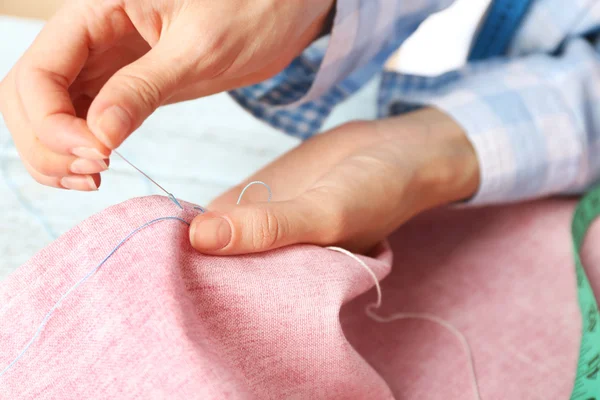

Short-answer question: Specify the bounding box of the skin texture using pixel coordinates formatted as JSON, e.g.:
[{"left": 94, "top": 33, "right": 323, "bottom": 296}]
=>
[{"left": 0, "top": 0, "right": 480, "bottom": 254}]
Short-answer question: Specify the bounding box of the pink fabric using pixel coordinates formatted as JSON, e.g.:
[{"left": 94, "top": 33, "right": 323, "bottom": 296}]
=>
[{"left": 0, "top": 195, "right": 597, "bottom": 399}]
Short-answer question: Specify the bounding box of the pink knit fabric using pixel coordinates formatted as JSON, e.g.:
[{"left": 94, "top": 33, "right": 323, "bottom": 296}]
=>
[{"left": 0, "top": 196, "right": 596, "bottom": 399}]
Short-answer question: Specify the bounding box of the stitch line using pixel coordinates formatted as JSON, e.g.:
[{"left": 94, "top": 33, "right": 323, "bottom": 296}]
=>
[{"left": 0, "top": 216, "right": 190, "bottom": 378}]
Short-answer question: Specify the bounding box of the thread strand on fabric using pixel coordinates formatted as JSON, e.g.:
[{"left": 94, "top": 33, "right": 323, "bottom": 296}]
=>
[
  {"left": 0, "top": 180, "right": 269, "bottom": 377},
  {"left": 2, "top": 181, "right": 480, "bottom": 400},
  {"left": 0, "top": 216, "right": 190, "bottom": 378},
  {"left": 326, "top": 246, "right": 481, "bottom": 400}
]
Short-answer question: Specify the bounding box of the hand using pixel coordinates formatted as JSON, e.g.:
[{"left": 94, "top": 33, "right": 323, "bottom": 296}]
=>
[
  {"left": 189, "top": 108, "right": 480, "bottom": 255},
  {"left": 0, "top": 0, "right": 335, "bottom": 190}
]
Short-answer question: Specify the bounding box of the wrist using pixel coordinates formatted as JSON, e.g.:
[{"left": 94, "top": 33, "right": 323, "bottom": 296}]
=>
[
  {"left": 375, "top": 108, "right": 480, "bottom": 211},
  {"left": 412, "top": 108, "right": 480, "bottom": 208}
]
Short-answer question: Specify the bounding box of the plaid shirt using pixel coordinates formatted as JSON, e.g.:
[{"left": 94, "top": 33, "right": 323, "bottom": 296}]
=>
[{"left": 229, "top": 0, "right": 600, "bottom": 205}]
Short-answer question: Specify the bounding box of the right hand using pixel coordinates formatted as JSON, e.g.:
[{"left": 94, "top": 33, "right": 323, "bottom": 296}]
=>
[
  {"left": 0, "top": 0, "right": 335, "bottom": 190},
  {"left": 190, "top": 108, "right": 479, "bottom": 255}
]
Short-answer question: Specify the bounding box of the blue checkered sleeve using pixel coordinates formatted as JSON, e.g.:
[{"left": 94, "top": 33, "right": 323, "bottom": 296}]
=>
[
  {"left": 382, "top": 35, "right": 600, "bottom": 204},
  {"left": 228, "top": 0, "right": 454, "bottom": 140}
]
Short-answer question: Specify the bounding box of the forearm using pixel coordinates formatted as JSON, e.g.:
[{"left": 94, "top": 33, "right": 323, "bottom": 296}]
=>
[{"left": 386, "top": 36, "right": 600, "bottom": 204}]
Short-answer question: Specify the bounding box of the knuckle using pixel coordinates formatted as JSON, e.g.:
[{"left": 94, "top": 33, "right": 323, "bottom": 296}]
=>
[
  {"left": 79, "top": 0, "right": 127, "bottom": 46},
  {"left": 119, "top": 72, "right": 163, "bottom": 111},
  {"left": 190, "top": 34, "right": 241, "bottom": 80},
  {"left": 307, "top": 190, "right": 349, "bottom": 244},
  {"left": 248, "top": 208, "right": 285, "bottom": 251}
]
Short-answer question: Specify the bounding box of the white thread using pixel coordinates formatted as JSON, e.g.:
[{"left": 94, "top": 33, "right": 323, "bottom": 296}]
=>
[
  {"left": 237, "top": 181, "right": 273, "bottom": 205},
  {"left": 326, "top": 246, "right": 481, "bottom": 400}
]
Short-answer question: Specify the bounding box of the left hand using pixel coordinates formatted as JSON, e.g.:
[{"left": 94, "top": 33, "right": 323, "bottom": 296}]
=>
[
  {"left": 189, "top": 108, "right": 480, "bottom": 255},
  {"left": 0, "top": 0, "right": 334, "bottom": 190}
]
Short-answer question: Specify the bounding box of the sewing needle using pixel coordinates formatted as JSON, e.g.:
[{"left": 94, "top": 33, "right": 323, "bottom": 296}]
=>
[{"left": 113, "top": 150, "right": 183, "bottom": 209}]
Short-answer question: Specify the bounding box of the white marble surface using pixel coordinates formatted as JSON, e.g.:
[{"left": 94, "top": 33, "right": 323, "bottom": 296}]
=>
[{"left": 0, "top": 16, "right": 378, "bottom": 280}]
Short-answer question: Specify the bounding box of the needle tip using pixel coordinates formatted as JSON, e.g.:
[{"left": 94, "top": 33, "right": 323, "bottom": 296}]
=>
[{"left": 168, "top": 193, "right": 184, "bottom": 210}]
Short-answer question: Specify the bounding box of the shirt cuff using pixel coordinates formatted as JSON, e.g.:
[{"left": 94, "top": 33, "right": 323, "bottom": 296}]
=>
[{"left": 424, "top": 58, "right": 586, "bottom": 205}]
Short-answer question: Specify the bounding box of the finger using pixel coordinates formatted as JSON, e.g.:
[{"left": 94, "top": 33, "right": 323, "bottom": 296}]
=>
[
  {"left": 72, "top": 37, "right": 152, "bottom": 102},
  {"left": 70, "top": 46, "right": 148, "bottom": 120},
  {"left": 21, "top": 158, "right": 101, "bottom": 191},
  {"left": 60, "top": 173, "right": 101, "bottom": 191},
  {"left": 189, "top": 190, "right": 345, "bottom": 255},
  {"left": 87, "top": 37, "right": 192, "bottom": 149},
  {"left": 20, "top": 158, "right": 64, "bottom": 189},
  {"left": 17, "top": 2, "right": 132, "bottom": 159},
  {"left": 2, "top": 71, "right": 107, "bottom": 179}
]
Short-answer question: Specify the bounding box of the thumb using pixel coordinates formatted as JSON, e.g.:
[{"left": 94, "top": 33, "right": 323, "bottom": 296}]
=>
[
  {"left": 87, "top": 42, "right": 189, "bottom": 149},
  {"left": 189, "top": 194, "right": 343, "bottom": 255}
]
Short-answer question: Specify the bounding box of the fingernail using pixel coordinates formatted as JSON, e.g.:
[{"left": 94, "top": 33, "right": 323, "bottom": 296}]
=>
[
  {"left": 94, "top": 106, "right": 131, "bottom": 148},
  {"left": 72, "top": 147, "right": 110, "bottom": 160},
  {"left": 70, "top": 158, "right": 108, "bottom": 174},
  {"left": 190, "top": 217, "right": 232, "bottom": 251},
  {"left": 60, "top": 175, "right": 98, "bottom": 191}
]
